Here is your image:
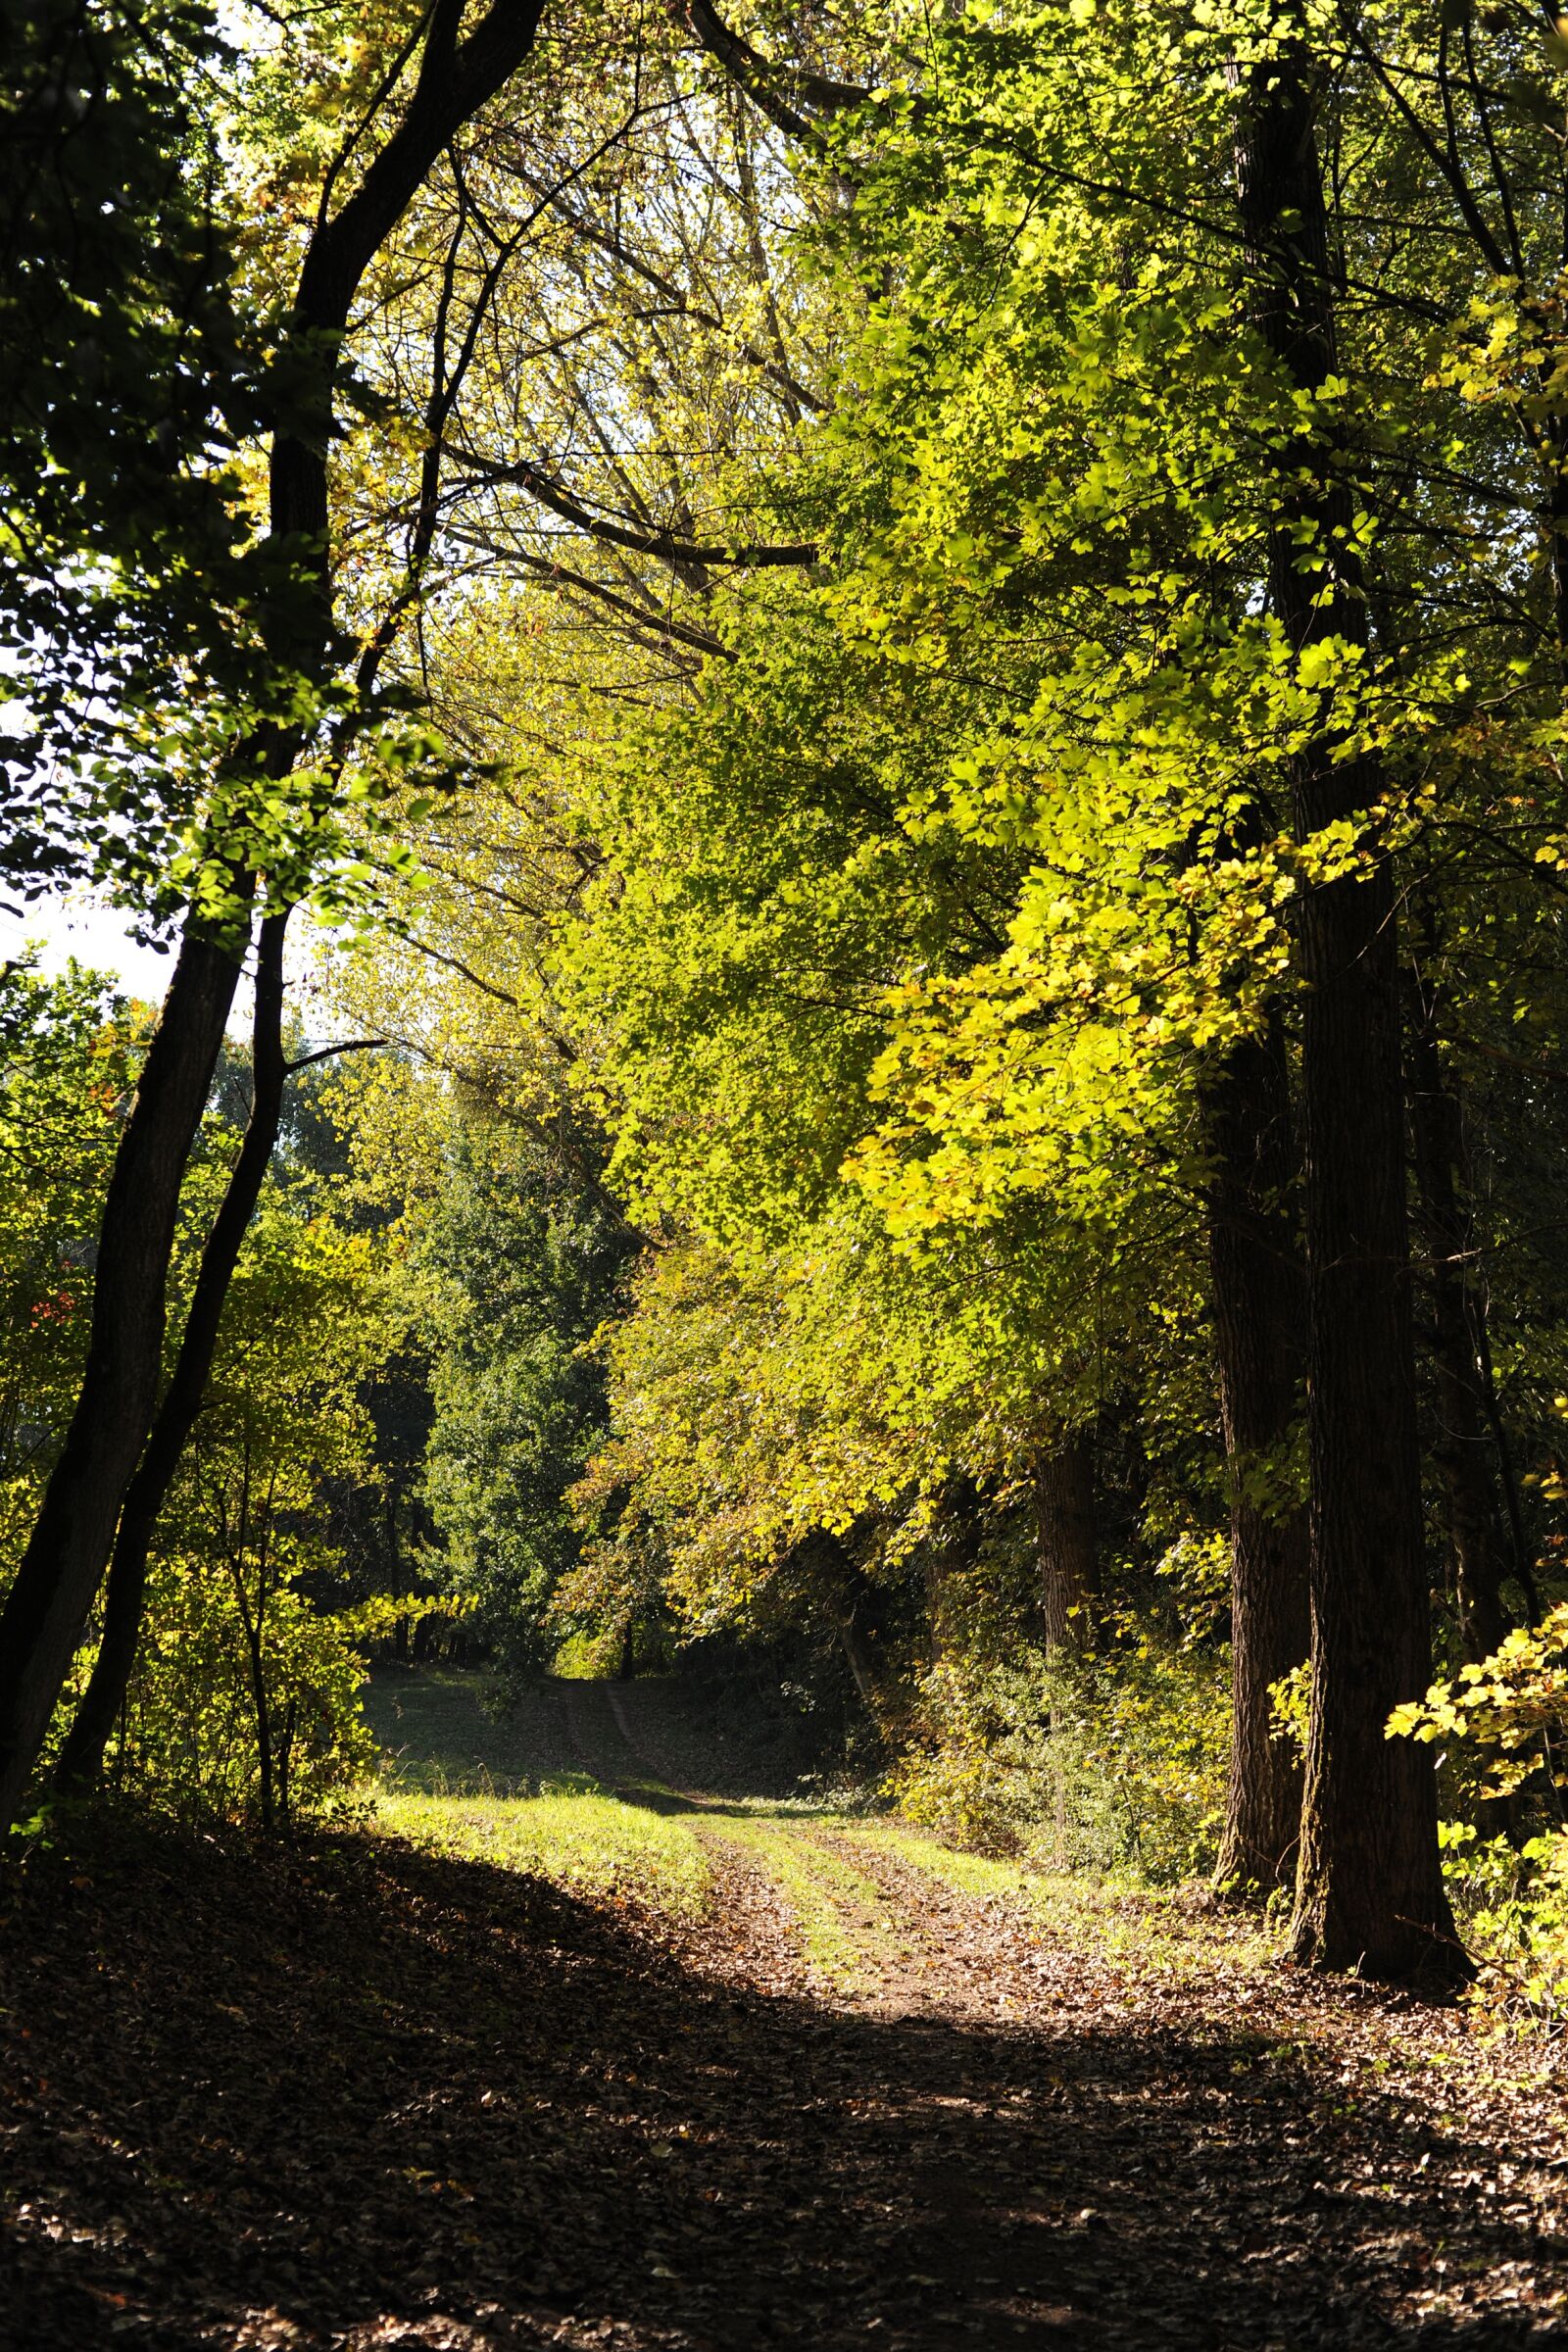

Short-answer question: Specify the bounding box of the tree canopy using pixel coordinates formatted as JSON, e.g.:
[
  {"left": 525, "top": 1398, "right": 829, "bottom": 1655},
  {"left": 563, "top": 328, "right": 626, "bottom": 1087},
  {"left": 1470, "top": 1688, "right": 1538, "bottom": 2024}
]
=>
[{"left": 12, "top": 0, "right": 1568, "bottom": 2010}]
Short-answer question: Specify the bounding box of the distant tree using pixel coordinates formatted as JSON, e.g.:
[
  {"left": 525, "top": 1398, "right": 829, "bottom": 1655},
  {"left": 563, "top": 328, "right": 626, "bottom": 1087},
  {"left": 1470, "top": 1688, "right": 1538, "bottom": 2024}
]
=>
[{"left": 411, "top": 1093, "right": 636, "bottom": 1682}]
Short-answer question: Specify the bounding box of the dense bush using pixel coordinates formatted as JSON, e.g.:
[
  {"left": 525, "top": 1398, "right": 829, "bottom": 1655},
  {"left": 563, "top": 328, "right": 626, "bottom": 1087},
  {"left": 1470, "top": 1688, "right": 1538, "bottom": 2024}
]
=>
[
  {"left": 1438, "top": 1826, "right": 1568, "bottom": 2032},
  {"left": 1392, "top": 1610, "right": 1568, "bottom": 2025},
  {"left": 892, "top": 1644, "right": 1230, "bottom": 1885},
  {"left": 97, "top": 1560, "right": 376, "bottom": 1828}
]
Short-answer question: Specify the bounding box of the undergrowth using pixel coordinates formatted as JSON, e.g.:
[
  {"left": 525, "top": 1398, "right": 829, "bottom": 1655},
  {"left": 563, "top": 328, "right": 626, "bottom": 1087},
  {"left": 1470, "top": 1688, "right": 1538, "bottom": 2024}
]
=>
[{"left": 890, "top": 1646, "right": 1230, "bottom": 1884}]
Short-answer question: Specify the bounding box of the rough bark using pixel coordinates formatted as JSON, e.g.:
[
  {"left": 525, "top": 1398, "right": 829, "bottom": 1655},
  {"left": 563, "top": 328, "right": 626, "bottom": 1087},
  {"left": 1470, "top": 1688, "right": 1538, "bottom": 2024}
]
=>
[
  {"left": 55, "top": 914, "right": 291, "bottom": 1795},
  {"left": 1206, "top": 1018, "right": 1311, "bottom": 1894},
  {"left": 0, "top": 0, "right": 551, "bottom": 1836},
  {"left": 1233, "top": 32, "right": 1457, "bottom": 1977},
  {"left": 1033, "top": 1437, "right": 1096, "bottom": 1656}
]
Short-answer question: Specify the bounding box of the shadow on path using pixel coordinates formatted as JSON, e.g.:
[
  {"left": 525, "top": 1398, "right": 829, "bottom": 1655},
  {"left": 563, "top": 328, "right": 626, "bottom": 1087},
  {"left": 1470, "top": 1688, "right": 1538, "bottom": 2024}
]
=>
[{"left": 2, "top": 1810, "right": 1561, "bottom": 2351}]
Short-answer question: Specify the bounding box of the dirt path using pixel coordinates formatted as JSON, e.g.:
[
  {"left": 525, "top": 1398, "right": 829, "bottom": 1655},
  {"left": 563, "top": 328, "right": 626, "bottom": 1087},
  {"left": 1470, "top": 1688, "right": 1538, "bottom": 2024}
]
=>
[{"left": 5, "top": 1671, "right": 1568, "bottom": 2349}]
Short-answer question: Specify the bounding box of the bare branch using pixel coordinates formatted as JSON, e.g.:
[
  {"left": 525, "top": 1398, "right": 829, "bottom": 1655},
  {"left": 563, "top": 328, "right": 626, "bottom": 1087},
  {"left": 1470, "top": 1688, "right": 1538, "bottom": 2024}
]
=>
[
  {"left": 284, "top": 1038, "right": 386, "bottom": 1074},
  {"left": 452, "top": 456, "right": 815, "bottom": 568}
]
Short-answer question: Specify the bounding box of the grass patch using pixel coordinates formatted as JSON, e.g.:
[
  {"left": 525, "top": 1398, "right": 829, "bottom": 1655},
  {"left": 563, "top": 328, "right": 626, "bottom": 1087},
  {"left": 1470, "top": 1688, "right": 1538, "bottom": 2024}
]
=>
[{"left": 377, "top": 1787, "right": 712, "bottom": 1922}]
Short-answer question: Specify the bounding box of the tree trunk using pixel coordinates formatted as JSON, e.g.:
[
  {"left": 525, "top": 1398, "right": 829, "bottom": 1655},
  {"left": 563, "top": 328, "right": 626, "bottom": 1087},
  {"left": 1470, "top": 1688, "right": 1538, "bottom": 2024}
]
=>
[
  {"left": 1033, "top": 1436, "right": 1096, "bottom": 1656},
  {"left": 1206, "top": 1018, "right": 1311, "bottom": 1894},
  {"left": 0, "top": 0, "right": 551, "bottom": 1836},
  {"left": 56, "top": 913, "right": 291, "bottom": 1794},
  {"left": 0, "top": 926, "right": 247, "bottom": 1831},
  {"left": 1233, "top": 35, "right": 1457, "bottom": 1977}
]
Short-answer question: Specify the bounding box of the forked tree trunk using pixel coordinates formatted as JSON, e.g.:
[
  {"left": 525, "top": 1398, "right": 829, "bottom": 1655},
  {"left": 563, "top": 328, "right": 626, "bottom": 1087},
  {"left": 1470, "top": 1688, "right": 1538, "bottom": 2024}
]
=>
[
  {"left": 0, "top": 0, "right": 551, "bottom": 1835},
  {"left": 1033, "top": 1436, "right": 1096, "bottom": 1655},
  {"left": 1206, "top": 1019, "right": 1310, "bottom": 1894},
  {"left": 1234, "top": 31, "right": 1457, "bottom": 1977},
  {"left": 55, "top": 914, "right": 291, "bottom": 1794}
]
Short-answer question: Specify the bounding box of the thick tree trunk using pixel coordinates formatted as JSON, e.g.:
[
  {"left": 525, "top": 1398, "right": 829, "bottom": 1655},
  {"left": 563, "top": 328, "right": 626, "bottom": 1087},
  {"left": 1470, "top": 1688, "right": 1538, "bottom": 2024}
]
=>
[
  {"left": 1206, "top": 1019, "right": 1310, "bottom": 1894},
  {"left": 1234, "top": 34, "right": 1457, "bottom": 1977},
  {"left": 55, "top": 914, "right": 291, "bottom": 1795},
  {"left": 0, "top": 927, "right": 246, "bottom": 1831},
  {"left": 0, "top": 0, "right": 550, "bottom": 1836},
  {"left": 1291, "top": 843, "right": 1452, "bottom": 1974},
  {"left": 1033, "top": 1436, "right": 1096, "bottom": 1655}
]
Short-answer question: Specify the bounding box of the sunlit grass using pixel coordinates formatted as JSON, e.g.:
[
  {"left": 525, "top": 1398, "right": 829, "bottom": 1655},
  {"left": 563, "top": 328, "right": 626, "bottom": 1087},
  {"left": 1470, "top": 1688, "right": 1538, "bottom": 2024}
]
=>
[
  {"left": 365, "top": 1668, "right": 1284, "bottom": 1995},
  {"left": 377, "top": 1786, "right": 712, "bottom": 1922}
]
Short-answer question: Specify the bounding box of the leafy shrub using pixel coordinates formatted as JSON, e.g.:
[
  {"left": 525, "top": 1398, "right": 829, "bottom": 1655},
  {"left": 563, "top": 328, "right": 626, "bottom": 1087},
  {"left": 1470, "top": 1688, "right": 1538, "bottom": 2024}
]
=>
[
  {"left": 79, "top": 1581, "right": 464, "bottom": 1830},
  {"left": 1389, "top": 1605, "right": 1568, "bottom": 1801},
  {"left": 107, "top": 1557, "right": 376, "bottom": 1827},
  {"left": 1439, "top": 1824, "right": 1568, "bottom": 2032},
  {"left": 892, "top": 1643, "right": 1229, "bottom": 1883},
  {"left": 1390, "top": 1612, "right": 1568, "bottom": 2027}
]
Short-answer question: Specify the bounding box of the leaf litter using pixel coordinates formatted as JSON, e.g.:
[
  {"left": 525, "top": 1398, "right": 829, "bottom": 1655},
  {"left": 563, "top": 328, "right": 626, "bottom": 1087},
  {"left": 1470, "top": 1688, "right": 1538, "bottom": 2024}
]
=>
[{"left": 3, "top": 1675, "right": 1567, "bottom": 2349}]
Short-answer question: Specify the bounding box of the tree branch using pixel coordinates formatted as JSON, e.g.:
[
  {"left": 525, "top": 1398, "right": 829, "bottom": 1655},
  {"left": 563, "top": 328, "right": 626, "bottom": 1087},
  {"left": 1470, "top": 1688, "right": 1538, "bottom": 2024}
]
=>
[
  {"left": 284, "top": 1038, "right": 386, "bottom": 1074},
  {"left": 676, "top": 0, "right": 868, "bottom": 141},
  {"left": 455, "top": 456, "right": 815, "bottom": 568}
]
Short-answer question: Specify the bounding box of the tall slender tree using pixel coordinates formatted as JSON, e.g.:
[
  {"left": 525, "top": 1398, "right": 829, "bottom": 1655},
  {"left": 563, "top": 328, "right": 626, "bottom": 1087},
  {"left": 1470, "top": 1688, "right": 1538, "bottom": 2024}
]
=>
[{"left": 0, "top": 0, "right": 553, "bottom": 1834}]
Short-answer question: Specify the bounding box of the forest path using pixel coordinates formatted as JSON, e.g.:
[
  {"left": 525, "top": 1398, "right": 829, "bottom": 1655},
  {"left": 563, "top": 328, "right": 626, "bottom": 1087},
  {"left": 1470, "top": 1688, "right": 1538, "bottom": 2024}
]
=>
[
  {"left": 360, "top": 1668, "right": 1568, "bottom": 2340},
  {"left": 6, "top": 1670, "right": 1568, "bottom": 2350},
  {"left": 366, "top": 1668, "right": 1076, "bottom": 2007}
]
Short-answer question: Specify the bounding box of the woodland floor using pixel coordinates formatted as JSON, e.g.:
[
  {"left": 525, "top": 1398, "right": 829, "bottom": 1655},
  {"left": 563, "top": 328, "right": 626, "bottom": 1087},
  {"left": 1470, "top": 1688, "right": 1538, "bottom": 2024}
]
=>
[{"left": 4, "top": 1672, "right": 1568, "bottom": 2349}]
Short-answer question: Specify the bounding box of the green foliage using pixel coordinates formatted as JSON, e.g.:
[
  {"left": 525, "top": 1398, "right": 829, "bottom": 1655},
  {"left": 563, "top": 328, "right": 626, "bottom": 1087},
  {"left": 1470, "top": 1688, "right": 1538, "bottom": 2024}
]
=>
[
  {"left": 110, "top": 1586, "right": 467, "bottom": 1831},
  {"left": 533, "top": 0, "right": 1568, "bottom": 1935},
  {"left": 338, "top": 1066, "right": 637, "bottom": 1679},
  {"left": 893, "top": 1643, "right": 1230, "bottom": 1884},
  {"left": 23, "top": 0, "right": 1568, "bottom": 1955},
  {"left": 0, "top": 0, "right": 311, "bottom": 916},
  {"left": 1388, "top": 1609, "right": 1568, "bottom": 2023},
  {"left": 0, "top": 962, "right": 144, "bottom": 1558},
  {"left": 109, "top": 1559, "right": 377, "bottom": 1828},
  {"left": 86, "top": 1194, "right": 397, "bottom": 1824},
  {"left": 1439, "top": 1825, "right": 1568, "bottom": 2033},
  {"left": 1389, "top": 1608, "right": 1568, "bottom": 1802},
  {"left": 0, "top": 1021, "right": 430, "bottom": 1832}
]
